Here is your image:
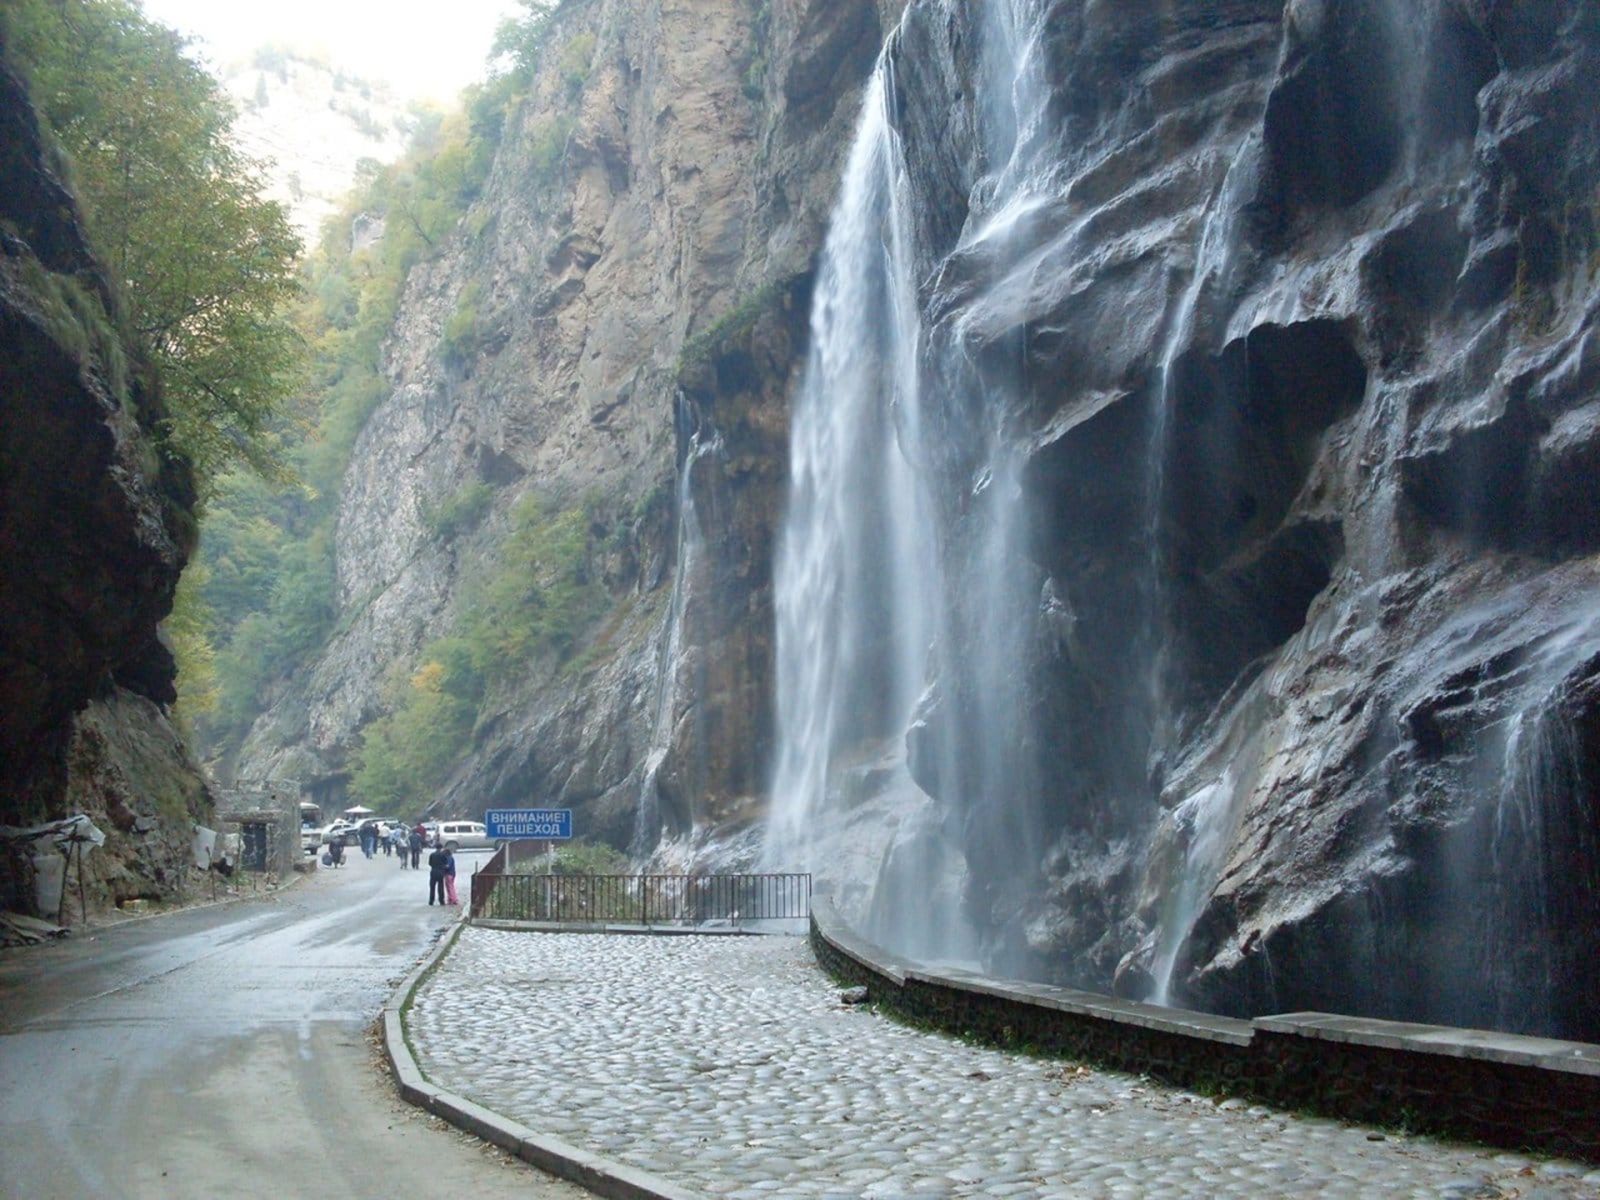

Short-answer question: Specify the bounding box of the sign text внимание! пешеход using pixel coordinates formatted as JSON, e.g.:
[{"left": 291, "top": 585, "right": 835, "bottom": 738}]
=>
[{"left": 485, "top": 809, "right": 573, "bottom": 839}]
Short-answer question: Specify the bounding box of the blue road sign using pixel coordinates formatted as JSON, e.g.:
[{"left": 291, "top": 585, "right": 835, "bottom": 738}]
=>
[{"left": 485, "top": 808, "right": 573, "bottom": 840}]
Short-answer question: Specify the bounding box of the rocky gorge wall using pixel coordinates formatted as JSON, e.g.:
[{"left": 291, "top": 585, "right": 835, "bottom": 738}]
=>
[
  {"left": 0, "top": 54, "right": 212, "bottom": 915},
  {"left": 237, "top": 0, "right": 904, "bottom": 858},
  {"left": 798, "top": 0, "right": 1600, "bottom": 1040}
]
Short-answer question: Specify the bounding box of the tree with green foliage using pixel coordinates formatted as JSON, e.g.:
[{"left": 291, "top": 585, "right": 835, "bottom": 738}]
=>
[
  {"left": 550, "top": 840, "right": 631, "bottom": 876},
  {"left": 187, "top": 74, "right": 515, "bottom": 758},
  {"left": 464, "top": 0, "right": 570, "bottom": 157},
  {"left": 351, "top": 646, "right": 482, "bottom": 811},
  {"left": 173, "top": 0, "right": 604, "bottom": 766},
  {"left": 489, "top": 0, "right": 561, "bottom": 83},
  {"left": 167, "top": 563, "right": 218, "bottom": 734},
  {"left": 5, "top": 0, "right": 304, "bottom": 493},
  {"left": 346, "top": 493, "right": 610, "bottom": 811},
  {"left": 458, "top": 497, "right": 601, "bottom": 676}
]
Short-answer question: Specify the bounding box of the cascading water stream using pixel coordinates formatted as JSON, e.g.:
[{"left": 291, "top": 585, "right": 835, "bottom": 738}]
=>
[
  {"left": 762, "top": 0, "right": 1315, "bottom": 998},
  {"left": 752, "top": 0, "right": 1600, "bottom": 1036},
  {"left": 1143, "top": 143, "right": 1258, "bottom": 719},
  {"left": 633, "top": 414, "right": 720, "bottom": 858},
  {"left": 1149, "top": 769, "right": 1237, "bottom": 1005},
  {"left": 1474, "top": 609, "right": 1600, "bottom": 1033},
  {"left": 1140, "top": 146, "right": 1260, "bottom": 1005},
  {"left": 764, "top": 53, "right": 934, "bottom": 877},
  {"left": 765, "top": 0, "right": 1056, "bottom": 956}
]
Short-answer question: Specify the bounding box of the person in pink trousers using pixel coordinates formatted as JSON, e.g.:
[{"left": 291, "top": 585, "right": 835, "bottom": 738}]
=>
[{"left": 443, "top": 845, "right": 459, "bottom": 905}]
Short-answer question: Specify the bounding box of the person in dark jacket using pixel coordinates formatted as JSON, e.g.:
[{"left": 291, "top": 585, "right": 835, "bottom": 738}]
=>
[
  {"left": 427, "top": 845, "right": 448, "bottom": 905},
  {"left": 443, "top": 845, "right": 458, "bottom": 905},
  {"left": 408, "top": 826, "right": 424, "bottom": 870}
]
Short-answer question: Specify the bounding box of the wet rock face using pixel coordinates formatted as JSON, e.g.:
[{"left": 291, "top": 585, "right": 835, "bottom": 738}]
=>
[
  {"left": 879, "top": 0, "right": 1600, "bottom": 1036},
  {"left": 0, "top": 60, "right": 186, "bottom": 805},
  {"left": 663, "top": 275, "right": 814, "bottom": 841},
  {"left": 0, "top": 59, "right": 209, "bottom": 911}
]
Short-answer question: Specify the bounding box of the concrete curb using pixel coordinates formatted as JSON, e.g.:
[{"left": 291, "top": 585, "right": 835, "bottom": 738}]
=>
[
  {"left": 810, "top": 896, "right": 1600, "bottom": 1163},
  {"left": 381, "top": 916, "right": 705, "bottom": 1200}
]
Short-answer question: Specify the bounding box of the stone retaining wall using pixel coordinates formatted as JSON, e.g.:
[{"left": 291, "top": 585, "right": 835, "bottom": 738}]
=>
[{"left": 810, "top": 898, "right": 1600, "bottom": 1162}]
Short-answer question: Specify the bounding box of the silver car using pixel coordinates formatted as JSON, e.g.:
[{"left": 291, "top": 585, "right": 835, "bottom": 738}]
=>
[{"left": 434, "top": 820, "right": 492, "bottom": 849}]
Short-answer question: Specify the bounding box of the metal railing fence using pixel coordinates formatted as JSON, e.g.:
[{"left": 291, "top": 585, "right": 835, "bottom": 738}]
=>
[{"left": 469, "top": 871, "right": 811, "bottom": 926}]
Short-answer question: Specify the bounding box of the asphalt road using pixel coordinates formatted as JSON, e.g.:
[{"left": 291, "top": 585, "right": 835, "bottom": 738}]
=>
[{"left": 0, "top": 847, "right": 588, "bottom": 1200}]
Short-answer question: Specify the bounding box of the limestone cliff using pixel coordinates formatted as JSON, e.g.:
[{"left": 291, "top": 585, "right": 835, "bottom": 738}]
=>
[
  {"left": 237, "top": 0, "right": 899, "bottom": 855},
  {"left": 0, "top": 55, "right": 211, "bottom": 915}
]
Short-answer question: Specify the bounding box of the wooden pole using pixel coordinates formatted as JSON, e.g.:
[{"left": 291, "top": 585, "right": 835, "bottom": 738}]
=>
[
  {"left": 76, "top": 838, "right": 87, "bottom": 924},
  {"left": 56, "top": 847, "right": 69, "bottom": 926}
]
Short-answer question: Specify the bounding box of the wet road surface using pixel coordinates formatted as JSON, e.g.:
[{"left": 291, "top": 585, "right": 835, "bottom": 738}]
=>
[{"left": 0, "top": 848, "right": 587, "bottom": 1200}]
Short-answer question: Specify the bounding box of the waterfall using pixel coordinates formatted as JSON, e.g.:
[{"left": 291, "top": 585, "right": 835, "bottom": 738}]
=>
[
  {"left": 763, "top": 0, "right": 1294, "bottom": 982},
  {"left": 1138, "top": 146, "right": 1260, "bottom": 1002},
  {"left": 759, "top": 0, "right": 1598, "bottom": 1034},
  {"left": 765, "top": 1, "right": 1051, "bottom": 959},
  {"left": 1469, "top": 608, "right": 1600, "bottom": 1035},
  {"left": 633, "top": 407, "right": 720, "bottom": 859},
  {"left": 764, "top": 56, "right": 933, "bottom": 877},
  {"left": 1149, "top": 771, "right": 1239, "bottom": 1005}
]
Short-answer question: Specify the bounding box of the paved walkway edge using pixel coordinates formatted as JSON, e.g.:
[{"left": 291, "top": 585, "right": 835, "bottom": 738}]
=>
[
  {"left": 472, "top": 918, "right": 757, "bottom": 937},
  {"left": 810, "top": 896, "right": 1600, "bottom": 1163},
  {"left": 381, "top": 917, "right": 705, "bottom": 1200}
]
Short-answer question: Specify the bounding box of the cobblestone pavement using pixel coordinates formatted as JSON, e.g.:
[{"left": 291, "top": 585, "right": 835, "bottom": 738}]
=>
[{"left": 408, "top": 931, "right": 1600, "bottom": 1199}]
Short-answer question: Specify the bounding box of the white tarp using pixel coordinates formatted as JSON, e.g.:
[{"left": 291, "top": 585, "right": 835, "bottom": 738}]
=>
[
  {"left": 0, "top": 815, "right": 106, "bottom": 916},
  {"left": 30, "top": 852, "right": 65, "bottom": 917},
  {"left": 0, "top": 814, "right": 107, "bottom": 853},
  {"left": 192, "top": 825, "right": 217, "bottom": 869},
  {"left": 191, "top": 825, "right": 241, "bottom": 872}
]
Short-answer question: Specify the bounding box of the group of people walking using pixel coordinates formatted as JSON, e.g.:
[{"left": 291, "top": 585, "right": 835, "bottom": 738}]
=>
[
  {"left": 349, "top": 818, "right": 460, "bottom": 904},
  {"left": 389, "top": 821, "right": 427, "bottom": 868}
]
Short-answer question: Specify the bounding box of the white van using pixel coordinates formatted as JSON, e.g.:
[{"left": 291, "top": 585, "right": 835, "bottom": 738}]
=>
[{"left": 436, "top": 820, "right": 492, "bottom": 849}]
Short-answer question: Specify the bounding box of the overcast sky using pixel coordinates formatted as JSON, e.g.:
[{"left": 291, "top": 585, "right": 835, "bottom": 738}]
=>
[{"left": 141, "top": 0, "right": 524, "bottom": 101}]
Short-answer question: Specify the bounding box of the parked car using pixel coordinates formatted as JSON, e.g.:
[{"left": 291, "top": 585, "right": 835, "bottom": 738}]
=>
[
  {"left": 435, "top": 820, "right": 492, "bottom": 850},
  {"left": 319, "top": 819, "right": 360, "bottom": 847}
]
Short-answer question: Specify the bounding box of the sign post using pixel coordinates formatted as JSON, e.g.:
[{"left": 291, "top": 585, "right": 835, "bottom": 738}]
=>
[
  {"left": 485, "top": 808, "right": 572, "bottom": 874},
  {"left": 485, "top": 808, "right": 573, "bottom": 840}
]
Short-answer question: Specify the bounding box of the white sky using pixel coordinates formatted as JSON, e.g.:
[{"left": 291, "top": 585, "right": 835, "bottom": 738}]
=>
[{"left": 141, "top": 0, "right": 524, "bottom": 101}]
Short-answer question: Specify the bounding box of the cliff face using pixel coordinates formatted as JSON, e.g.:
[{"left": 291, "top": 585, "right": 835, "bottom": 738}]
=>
[
  {"left": 822, "top": 0, "right": 1600, "bottom": 1038},
  {"left": 0, "top": 57, "right": 210, "bottom": 914},
  {"left": 238, "top": 0, "right": 900, "bottom": 855}
]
